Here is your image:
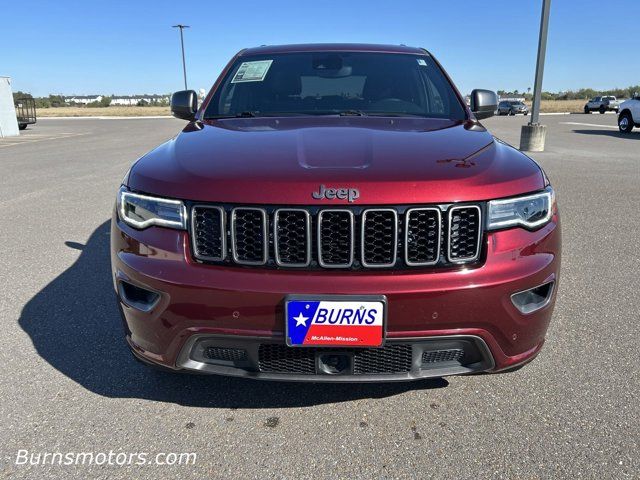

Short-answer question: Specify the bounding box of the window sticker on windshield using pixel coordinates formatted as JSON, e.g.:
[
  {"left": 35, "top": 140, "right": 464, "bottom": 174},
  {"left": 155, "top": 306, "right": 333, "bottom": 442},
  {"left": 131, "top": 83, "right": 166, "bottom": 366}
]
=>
[
  {"left": 417, "top": 58, "right": 427, "bottom": 66},
  {"left": 231, "top": 60, "right": 273, "bottom": 83}
]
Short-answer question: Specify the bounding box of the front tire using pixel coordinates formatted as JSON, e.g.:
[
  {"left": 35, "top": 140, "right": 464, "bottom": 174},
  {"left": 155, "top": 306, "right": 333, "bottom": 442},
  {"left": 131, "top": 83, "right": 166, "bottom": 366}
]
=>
[
  {"left": 584, "top": 106, "right": 591, "bottom": 114},
  {"left": 19, "top": 123, "right": 27, "bottom": 130},
  {"left": 599, "top": 106, "right": 606, "bottom": 114},
  {"left": 509, "top": 109, "right": 515, "bottom": 116},
  {"left": 618, "top": 112, "right": 634, "bottom": 133}
]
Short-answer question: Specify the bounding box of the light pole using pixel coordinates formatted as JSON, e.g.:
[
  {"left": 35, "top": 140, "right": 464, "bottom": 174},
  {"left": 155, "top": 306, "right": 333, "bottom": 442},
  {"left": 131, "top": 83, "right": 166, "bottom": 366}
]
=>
[
  {"left": 520, "top": 0, "right": 551, "bottom": 152},
  {"left": 172, "top": 24, "right": 190, "bottom": 90}
]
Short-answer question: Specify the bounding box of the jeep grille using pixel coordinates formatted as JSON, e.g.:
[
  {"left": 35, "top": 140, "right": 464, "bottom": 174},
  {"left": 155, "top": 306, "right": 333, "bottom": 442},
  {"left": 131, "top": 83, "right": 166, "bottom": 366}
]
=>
[{"left": 190, "top": 204, "right": 483, "bottom": 270}]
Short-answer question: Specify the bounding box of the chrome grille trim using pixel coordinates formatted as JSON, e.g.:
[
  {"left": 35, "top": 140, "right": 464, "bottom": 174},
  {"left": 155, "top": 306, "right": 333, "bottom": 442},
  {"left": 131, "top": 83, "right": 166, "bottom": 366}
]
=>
[
  {"left": 191, "top": 205, "right": 226, "bottom": 262},
  {"left": 404, "top": 207, "right": 441, "bottom": 266},
  {"left": 273, "top": 208, "right": 312, "bottom": 267},
  {"left": 317, "top": 209, "right": 355, "bottom": 268},
  {"left": 230, "top": 207, "right": 268, "bottom": 265},
  {"left": 361, "top": 208, "right": 398, "bottom": 268},
  {"left": 447, "top": 205, "right": 482, "bottom": 263}
]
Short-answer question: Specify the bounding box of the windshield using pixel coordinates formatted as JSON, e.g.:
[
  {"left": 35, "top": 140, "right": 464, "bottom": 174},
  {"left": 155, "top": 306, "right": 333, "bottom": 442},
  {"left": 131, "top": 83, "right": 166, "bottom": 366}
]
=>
[{"left": 204, "top": 52, "right": 466, "bottom": 120}]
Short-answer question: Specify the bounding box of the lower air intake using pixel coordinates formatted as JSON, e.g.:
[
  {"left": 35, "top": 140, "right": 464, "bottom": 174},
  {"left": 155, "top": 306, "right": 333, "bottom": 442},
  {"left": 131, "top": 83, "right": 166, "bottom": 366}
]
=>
[
  {"left": 258, "top": 344, "right": 316, "bottom": 374},
  {"left": 352, "top": 345, "right": 413, "bottom": 374},
  {"left": 257, "top": 344, "right": 414, "bottom": 375},
  {"left": 421, "top": 348, "right": 464, "bottom": 364},
  {"left": 203, "top": 347, "right": 247, "bottom": 362}
]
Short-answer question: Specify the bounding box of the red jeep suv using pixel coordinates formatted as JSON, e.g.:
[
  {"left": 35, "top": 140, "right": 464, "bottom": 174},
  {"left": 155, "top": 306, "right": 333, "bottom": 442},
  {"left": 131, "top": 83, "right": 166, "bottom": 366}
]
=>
[{"left": 111, "top": 44, "right": 560, "bottom": 381}]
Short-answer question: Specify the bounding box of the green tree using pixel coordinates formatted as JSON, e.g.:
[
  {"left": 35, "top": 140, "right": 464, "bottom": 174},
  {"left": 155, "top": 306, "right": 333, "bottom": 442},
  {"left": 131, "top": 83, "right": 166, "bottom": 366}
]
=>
[
  {"left": 35, "top": 97, "right": 51, "bottom": 108},
  {"left": 87, "top": 96, "right": 112, "bottom": 108},
  {"left": 48, "top": 95, "right": 65, "bottom": 107},
  {"left": 12, "top": 91, "right": 33, "bottom": 102}
]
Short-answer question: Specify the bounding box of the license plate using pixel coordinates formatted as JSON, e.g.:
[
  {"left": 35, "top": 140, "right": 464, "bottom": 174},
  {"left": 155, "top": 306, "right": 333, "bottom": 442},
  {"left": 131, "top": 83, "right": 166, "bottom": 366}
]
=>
[{"left": 285, "top": 295, "right": 386, "bottom": 347}]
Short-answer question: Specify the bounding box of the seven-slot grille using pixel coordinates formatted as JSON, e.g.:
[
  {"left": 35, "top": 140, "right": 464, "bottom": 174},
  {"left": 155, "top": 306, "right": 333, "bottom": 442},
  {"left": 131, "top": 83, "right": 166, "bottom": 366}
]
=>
[
  {"left": 274, "top": 209, "right": 311, "bottom": 266},
  {"left": 405, "top": 208, "right": 441, "bottom": 266},
  {"left": 448, "top": 206, "right": 482, "bottom": 262},
  {"left": 361, "top": 209, "right": 398, "bottom": 267},
  {"left": 190, "top": 204, "right": 482, "bottom": 269},
  {"left": 231, "top": 208, "right": 268, "bottom": 265},
  {"left": 318, "top": 210, "right": 354, "bottom": 267}
]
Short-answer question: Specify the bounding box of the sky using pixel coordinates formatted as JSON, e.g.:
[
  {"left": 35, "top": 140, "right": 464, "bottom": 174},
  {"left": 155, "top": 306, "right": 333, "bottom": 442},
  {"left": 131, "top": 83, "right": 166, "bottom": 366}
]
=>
[{"left": 2, "top": 0, "right": 639, "bottom": 97}]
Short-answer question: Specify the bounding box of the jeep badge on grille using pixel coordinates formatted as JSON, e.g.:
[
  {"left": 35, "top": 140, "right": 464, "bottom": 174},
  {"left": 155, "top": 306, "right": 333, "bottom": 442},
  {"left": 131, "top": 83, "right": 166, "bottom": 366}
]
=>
[{"left": 312, "top": 184, "right": 360, "bottom": 203}]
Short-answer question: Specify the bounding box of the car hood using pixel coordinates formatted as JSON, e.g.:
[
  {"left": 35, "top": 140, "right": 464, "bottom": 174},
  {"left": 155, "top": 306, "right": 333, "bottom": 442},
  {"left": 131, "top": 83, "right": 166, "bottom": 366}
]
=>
[{"left": 128, "top": 117, "right": 544, "bottom": 204}]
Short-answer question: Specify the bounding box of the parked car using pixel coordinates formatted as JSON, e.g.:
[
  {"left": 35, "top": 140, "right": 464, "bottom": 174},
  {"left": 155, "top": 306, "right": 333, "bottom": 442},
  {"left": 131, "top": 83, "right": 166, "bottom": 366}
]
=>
[
  {"left": 497, "top": 100, "right": 529, "bottom": 116},
  {"left": 112, "top": 44, "right": 560, "bottom": 381},
  {"left": 584, "top": 96, "right": 620, "bottom": 114},
  {"left": 14, "top": 97, "right": 36, "bottom": 130},
  {"left": 617, "top": 95, "right": 640, "bottom": 133}
]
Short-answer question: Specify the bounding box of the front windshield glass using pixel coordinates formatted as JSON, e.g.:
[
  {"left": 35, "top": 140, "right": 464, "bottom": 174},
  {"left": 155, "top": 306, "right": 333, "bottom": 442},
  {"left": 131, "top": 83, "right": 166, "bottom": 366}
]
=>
[{"left": 205, "top": 52, "right": 466, "bottom": 120}]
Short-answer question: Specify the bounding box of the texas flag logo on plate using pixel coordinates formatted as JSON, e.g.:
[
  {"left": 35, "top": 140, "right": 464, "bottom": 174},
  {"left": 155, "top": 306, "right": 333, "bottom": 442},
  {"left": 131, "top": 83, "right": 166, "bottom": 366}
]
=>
[{"left": 285, "top": 296, "right": 385, "bottom": 347}]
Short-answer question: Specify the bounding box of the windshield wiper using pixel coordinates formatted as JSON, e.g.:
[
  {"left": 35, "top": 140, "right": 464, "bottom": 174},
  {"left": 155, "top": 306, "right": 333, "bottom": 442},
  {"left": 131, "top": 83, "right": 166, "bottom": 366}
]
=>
[
  {"left": 338, "top": 110, "right": 367, "bottom": 116},
  {"left": 205, "top": 111, "right": 317, "bottom": 119},
  {"left": 366, "top": 112, "right": 429, "bottom": 118},
  {"left": 205, "top": 111, "right": 258, "bottom": 119}
]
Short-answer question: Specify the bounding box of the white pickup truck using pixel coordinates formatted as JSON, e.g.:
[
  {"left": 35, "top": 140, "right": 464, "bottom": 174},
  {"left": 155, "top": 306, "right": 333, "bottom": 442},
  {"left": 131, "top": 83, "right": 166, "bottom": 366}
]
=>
[
  {"left": 617, "top": 96, "right": 640, "bottom": 133},
  {"left": 584, "top": 96, "right": 620, "bottom": 114}
]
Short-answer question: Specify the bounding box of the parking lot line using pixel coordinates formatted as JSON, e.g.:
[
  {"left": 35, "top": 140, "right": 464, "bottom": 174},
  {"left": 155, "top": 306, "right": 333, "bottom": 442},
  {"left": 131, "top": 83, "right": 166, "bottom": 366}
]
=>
[
  {"left": 559, "top": 122, "right": 618, "bottom": 129},
  {"left": 0, "top": 132, "right": 88, "bottom": 148}
]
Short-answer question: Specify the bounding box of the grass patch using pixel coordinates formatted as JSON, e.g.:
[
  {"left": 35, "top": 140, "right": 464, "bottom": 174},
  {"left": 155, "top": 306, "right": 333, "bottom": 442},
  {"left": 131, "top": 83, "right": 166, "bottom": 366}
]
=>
[{"left": 37, "top": 106, "right": 171, "bottom": 117}]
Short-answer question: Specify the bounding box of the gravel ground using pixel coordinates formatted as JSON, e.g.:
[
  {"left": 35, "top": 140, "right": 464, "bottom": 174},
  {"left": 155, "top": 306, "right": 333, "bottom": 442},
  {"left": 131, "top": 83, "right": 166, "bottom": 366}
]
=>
[{"left": 0, "top": 114, "right": 638, "bottom": 479}]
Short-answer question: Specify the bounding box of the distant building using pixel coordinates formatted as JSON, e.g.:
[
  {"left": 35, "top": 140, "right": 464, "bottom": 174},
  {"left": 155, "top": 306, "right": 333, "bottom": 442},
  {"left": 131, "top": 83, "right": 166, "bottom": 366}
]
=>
[
  {"left": 111, "top": 94, "right": 170, "bottom": 106},
  {"left": 65, "top": 95, "right": 103, "bottom": 105},
  {"left": 63, "top": 94, "right": 169, "bottom": 106}
]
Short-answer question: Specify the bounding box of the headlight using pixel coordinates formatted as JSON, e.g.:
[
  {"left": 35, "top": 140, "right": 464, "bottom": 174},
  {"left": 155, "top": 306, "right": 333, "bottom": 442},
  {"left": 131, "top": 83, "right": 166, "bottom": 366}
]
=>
[
  {"left": 487, "top": 188, "right": 554, "bottom": 230},
  {"left": 117, "top": 187, "right": 186, "bottom": 229}
]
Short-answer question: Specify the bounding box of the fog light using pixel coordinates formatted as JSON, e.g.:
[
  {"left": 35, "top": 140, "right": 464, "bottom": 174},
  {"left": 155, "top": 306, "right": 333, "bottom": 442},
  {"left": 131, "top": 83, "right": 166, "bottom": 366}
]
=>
[
  {"left": 118, "top": 280, "right": 160, "bottom": 312},
  {"left": 511, "top": 281, "right": 555, "bottom": 314}
]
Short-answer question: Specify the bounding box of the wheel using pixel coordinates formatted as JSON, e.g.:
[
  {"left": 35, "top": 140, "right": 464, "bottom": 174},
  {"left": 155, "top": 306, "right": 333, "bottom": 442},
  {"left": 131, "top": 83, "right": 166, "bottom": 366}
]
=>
[
  {"left": 524, "top": 112, "right": 528, "bottom": 115},
  {"left": 509, "top": 109, "right": 515, "bottom": 116},
  {"left": 618, "top": 111, "right": 634, "bottom": 133},
  {"left": 615, "top": 109, "right": 619, "bottom": 114},
  {"left": 599, "top": 106, "right": 606, "bottom": 114},
  {"left": 584, "top": 106, "right": 591, "bottom": 114},
  {"left": 18, "top": 123, "right": 27, "bottom": 130}
]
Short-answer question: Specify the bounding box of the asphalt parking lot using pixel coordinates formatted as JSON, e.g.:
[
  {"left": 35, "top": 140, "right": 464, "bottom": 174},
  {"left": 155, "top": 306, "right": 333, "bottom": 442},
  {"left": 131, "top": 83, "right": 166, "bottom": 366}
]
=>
[{"left": 1, "top": 114, "right": 638, "bottom": 479}]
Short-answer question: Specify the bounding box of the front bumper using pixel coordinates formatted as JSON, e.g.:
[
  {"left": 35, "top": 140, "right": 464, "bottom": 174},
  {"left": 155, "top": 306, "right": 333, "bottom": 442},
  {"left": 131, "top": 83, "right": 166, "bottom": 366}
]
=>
[
  {"left": 168, "top": 335, "right": 494, "bottom": 382},
  {"left": 111, "top": 209, "right": 560, "bottom": 381}
]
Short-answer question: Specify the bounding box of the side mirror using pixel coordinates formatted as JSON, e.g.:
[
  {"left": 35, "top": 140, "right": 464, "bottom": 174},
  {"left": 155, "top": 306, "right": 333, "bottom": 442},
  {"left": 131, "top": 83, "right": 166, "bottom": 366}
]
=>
[
  {"left": 171, "top": 90, "right": 198, "bottom": 121},
  {"left": 470, "top": 89, "right": 498, "bottom": 120}
]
